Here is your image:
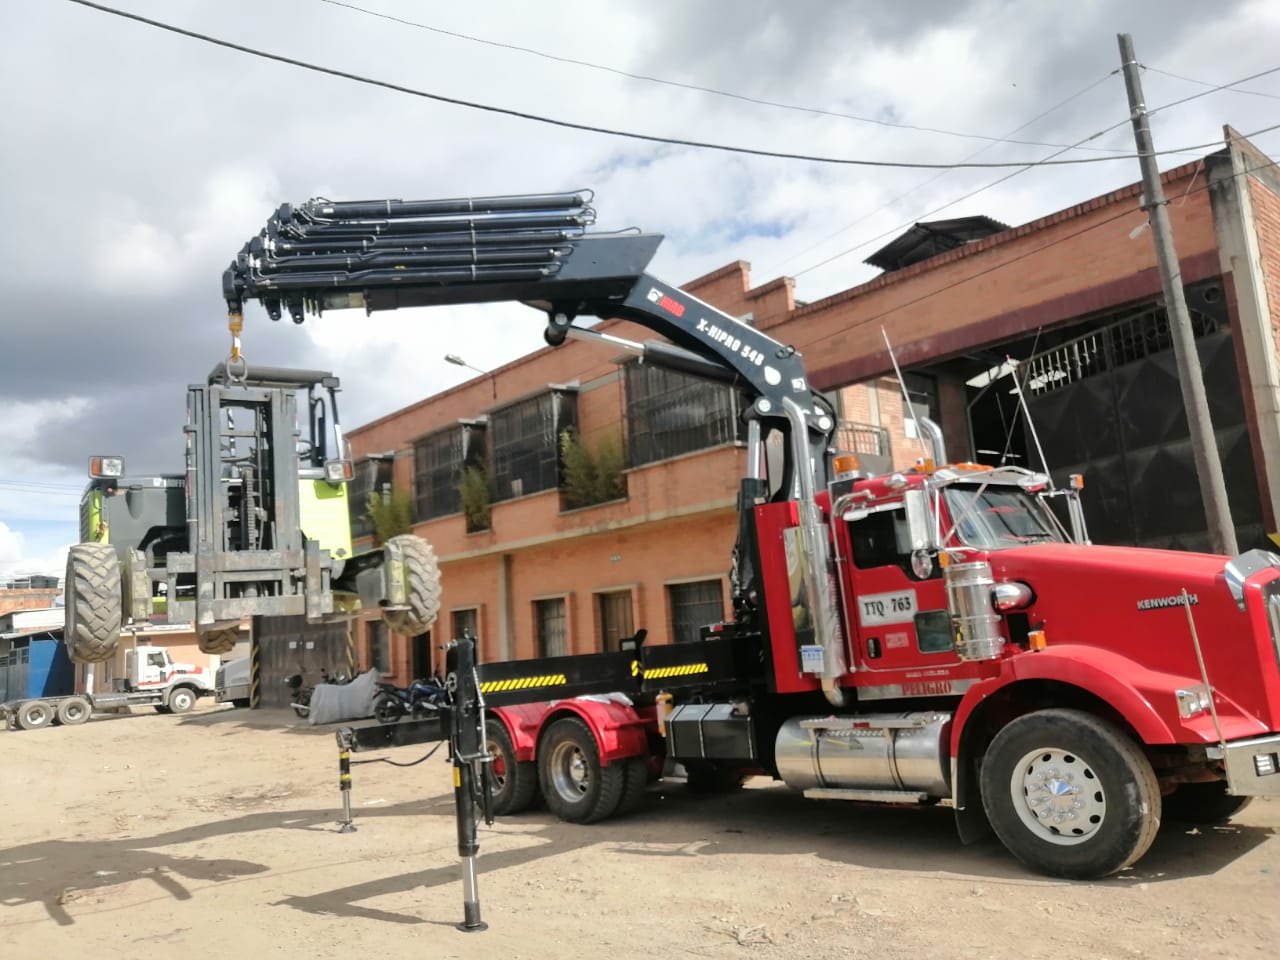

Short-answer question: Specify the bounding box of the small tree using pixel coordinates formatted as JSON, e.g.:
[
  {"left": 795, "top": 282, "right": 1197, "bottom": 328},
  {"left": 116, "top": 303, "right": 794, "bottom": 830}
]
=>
[
  {"left": 458, "top": 466, "right": 492, "bottom": 532},
  {"left": 560, "top": 428, "right": 627, "bottom": 509},
  {"left": 366, "top": 486, "right": 414, "bottom": 544}
]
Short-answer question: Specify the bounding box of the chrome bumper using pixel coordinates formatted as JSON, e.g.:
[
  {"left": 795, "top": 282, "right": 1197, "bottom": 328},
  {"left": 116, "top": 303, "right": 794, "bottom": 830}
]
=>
[{"left": 1219, "top": 733, "right": 1280, "bottom": 797}]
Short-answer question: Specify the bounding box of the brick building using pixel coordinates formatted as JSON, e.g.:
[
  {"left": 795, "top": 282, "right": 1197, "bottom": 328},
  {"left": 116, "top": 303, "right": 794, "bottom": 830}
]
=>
[{"left": 347, "top": 128, "right": 1280, "bottom": 683}]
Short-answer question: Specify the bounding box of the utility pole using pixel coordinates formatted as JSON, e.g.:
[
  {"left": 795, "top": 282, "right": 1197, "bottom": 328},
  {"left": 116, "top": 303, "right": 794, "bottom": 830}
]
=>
[{"left": 1118, "top": 33, "right": 1238, "bottom": 555}]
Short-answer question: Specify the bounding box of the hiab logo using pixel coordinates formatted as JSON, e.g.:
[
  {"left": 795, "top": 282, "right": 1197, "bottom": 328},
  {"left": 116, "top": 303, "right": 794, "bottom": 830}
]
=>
[{"left": 646, "top": 286, "right": 685, "bottom": 317}]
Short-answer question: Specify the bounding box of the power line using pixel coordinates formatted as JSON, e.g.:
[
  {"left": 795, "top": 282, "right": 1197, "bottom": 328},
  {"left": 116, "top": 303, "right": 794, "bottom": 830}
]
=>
[
  {"left": 774, "top": 71, "right": 1120, "bottom": 272},
  {"left": 1146, "top": 62, "right": 1280, "bottom": 115},
  {"left": 798, "top": 149, "right": 1280, "bottom": 358},
  {"left": 318, "top": 0, "right": 1131, "bottom": 154},
  {"left": 1145, "top": 65, "right": 1280, "bottom": 102},
  {"left": 63, "top": 0, "right": 1222, "bottom": 172}
]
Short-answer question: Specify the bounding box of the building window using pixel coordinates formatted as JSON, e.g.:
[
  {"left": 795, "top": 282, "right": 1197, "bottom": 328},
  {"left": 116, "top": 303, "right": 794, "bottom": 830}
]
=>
[
  {"left": 491, "top": 390, "right": 577, "bottom": 502},
  {"left": 625, "top": 362, "right": 745, "bottom": 467},
  {"left": 413, "top": 421, "right": 486, "bottom": 521},
  {"left": 349, "top": 456, "right": 394, "bottom": 541},
  {"left": 597, "top": 590, "right": 634, "bottom": 652},
  {"left": 667, "top": 579, "right": 724, "bottom": 644},
  {"left": 451, "top": 607, "right": 479, "bottom": 642},
  {"left": 535, "top": 597, "right": 568, "bottom": 658},
  {"left": 369, "top": 620, "right": 391, "bottom": 673}
]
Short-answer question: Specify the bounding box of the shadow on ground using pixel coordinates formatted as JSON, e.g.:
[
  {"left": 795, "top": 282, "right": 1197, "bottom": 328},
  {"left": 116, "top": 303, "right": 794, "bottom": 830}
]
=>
[{"left": 272, "top": 782, "right": 1277, "bottom": 925}]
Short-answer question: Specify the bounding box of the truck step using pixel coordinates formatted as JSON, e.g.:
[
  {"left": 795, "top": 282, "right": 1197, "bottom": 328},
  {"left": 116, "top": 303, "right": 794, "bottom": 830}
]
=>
[{"left": 802, "top": 787, "right": 929, "bottom": 803}]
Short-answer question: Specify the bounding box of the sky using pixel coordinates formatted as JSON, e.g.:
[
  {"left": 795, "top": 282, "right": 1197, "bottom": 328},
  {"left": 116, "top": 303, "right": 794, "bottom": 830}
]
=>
[{"left": 2, "top": 0, "right": 1278, "bottom": 578}]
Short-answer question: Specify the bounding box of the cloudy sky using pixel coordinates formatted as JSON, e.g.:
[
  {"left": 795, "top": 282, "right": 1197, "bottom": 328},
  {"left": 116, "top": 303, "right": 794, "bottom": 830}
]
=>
[{"left": 2, "top": 0, "right": 1278, "bottom": 577}]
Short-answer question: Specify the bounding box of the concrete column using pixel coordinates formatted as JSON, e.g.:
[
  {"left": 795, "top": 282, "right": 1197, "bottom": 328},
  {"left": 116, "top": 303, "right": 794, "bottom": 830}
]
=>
[
  {"left": 1208, "top": 136, "right": 1280, "bottom": 532},
  {"left": 497, "top": 553, "right": 514, "bottom": 660}
]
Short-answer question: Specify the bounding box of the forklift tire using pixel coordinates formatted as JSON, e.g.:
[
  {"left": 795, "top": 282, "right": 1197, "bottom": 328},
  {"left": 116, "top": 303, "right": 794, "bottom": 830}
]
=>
[
  {"left": 486, "top": 718, "right": 539, "bottom": 815},
  {"left": 197, "top": 627, "right": 239, "bottom": 656},
  {"left": 167, "top": 687, "right": 197, "bottom": 714},
  {"left": 65, "top": 543, "right": 123, "bottom": 664},
  {"left": 56, "top": 697, "right": 93, "bottom": 726},
  {"left": 538, "top": 716, "right": 626, "bottom": 824},
  {"left": 16, "top": 700, "right": 55, "bottom": 731},
  {"left": 381, "top": 535, "right": 442, "bottom": 636},
  {"left": 1161, "top": 781, "right": 1253, "bottom": 825}
]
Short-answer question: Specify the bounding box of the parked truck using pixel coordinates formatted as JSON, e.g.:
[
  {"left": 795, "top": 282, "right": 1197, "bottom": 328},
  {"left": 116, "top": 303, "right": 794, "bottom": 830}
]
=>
[
  {"left": 0, "top": 631, "right": 216, "bottom": 730},
  {"left": 223, "top": 190, "right": 1280, "bottom": 924}
]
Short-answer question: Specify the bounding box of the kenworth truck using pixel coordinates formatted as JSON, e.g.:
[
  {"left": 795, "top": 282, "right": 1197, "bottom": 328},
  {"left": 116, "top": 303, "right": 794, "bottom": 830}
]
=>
[
  {"left": 68, "top": 364, "right": 439, "bottom": 664},
  {"left": 222, "top": 190, "right": 1280, "bottom": 924}
]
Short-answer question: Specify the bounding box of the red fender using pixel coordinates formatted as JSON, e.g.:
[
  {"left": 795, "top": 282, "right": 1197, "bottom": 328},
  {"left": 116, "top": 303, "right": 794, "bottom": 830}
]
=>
[
  {"left": 492, "top": 698, "right": 651, "bottom": 765},
  {"left": 950, "top": 645, "right": 1197, "bottom": 756}
]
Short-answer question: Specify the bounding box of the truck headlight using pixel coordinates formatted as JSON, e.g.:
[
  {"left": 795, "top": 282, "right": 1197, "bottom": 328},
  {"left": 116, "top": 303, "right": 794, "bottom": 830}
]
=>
[
  {"left": 89, "top": 455, "right": 124, "bottom": 478},
  {"left": 1176, "top": 684, "right": 1212, "bottom": 719},
  {"left": 324, "top": 459, "right": 353, "bottom": 483}
]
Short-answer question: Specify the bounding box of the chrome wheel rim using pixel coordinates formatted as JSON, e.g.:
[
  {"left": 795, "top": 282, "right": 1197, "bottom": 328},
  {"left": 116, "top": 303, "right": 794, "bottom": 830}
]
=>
[
  {"left": 1010, "top": 746, "right": 1106, "bottom": 846},
  {"left": 549, "top": 740, "right": 590, "bottom": 803}
]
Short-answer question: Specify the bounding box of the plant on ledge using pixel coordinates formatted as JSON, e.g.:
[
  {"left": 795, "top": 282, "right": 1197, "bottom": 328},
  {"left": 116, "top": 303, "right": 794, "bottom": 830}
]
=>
[
  {"left": 366, "top": 487, "right": 415, "bottom": 545},
  {"left": 560, "top": 427, "right": 627, "bottom": 510},
  {"left": 458, "top": 466, "right": 492, "bottom": 532}
]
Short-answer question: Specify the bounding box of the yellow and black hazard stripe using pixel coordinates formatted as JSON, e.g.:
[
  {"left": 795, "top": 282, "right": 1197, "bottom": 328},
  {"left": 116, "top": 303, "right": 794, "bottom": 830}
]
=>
[
  {"left": 479, "top": 673, "right": 568, "bottom": 694},
  {"left": 642, "top": 663, "right": 709, "bottom": 680}
]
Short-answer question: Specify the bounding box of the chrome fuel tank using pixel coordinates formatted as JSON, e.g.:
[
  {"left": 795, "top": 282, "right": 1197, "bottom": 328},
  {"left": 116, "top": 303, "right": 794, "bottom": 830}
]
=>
[{"left": 775, "top": 712, "right": 952, "bottom": 798}]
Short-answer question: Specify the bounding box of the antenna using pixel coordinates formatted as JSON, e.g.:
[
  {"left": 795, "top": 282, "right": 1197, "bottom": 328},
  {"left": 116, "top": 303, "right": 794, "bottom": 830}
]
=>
[
  {"left": 1006, "top": 354, "right": 1053, "bottom": 483},
  {"left": 880, "top": 326, "right": 930, "bottom": 461}
]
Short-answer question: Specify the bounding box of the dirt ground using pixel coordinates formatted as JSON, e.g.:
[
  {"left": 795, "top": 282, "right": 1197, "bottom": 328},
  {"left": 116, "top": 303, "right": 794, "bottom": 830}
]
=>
[{"left": 2, "top": 703, "right": 1277, "bottom": 960}]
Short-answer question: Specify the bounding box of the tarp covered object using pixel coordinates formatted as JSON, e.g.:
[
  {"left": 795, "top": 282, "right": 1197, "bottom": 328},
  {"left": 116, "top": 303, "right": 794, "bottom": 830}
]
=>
[{"left": 306, "top": 669, "right": 379, "bottom": 725}]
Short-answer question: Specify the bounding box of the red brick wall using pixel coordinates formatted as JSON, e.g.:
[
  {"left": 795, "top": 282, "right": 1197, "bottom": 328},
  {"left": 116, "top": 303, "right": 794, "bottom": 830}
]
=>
[
  {"left": 1246, "top": 169, "right": 1280, "bottom": 348},
  {"left": 0, "top": 590, "right": 62, "bottom": 616}
]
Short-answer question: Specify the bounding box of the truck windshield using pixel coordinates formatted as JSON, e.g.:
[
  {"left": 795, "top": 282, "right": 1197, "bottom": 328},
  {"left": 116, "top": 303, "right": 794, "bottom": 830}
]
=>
[{"left": 942, "top": 485, "right": 1063, "bottom": 549}]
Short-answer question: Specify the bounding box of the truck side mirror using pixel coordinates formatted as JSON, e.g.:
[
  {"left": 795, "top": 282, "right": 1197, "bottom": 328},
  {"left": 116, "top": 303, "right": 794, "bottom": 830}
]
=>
[{"left": 903, "top": 488, "right": 936, "bottom": 552}]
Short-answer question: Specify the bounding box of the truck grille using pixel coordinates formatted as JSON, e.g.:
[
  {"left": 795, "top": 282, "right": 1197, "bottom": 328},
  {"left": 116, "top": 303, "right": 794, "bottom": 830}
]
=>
[
  {"left": 215, "top": 666, "right": 226, "bottom": 689},
  {"left": 1265, "top": 580, "right": 1280, "bottom": 674}
]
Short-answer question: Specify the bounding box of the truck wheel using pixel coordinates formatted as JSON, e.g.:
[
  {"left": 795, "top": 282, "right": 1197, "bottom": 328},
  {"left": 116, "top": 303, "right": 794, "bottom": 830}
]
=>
[
  {"left": 980, "top": 708, "right": 1160, "bottom": 880},
  {"left": 615, "top": 756, "right": 650, "bottom": 816},
  {"left": 1162, "top": 781, "right": 1253, "bottom": 825},
  {"left": 538, "top": 716, "right": 625, "bottom": 824},
  {"left": 65, "top": 542, "right": 123, "bottom": 664},
  {"left": 56, "top": 697, "right": 93, "bottom": 726},
  {"left": 197, "top": 626, "right": 239, "bottom": 655},
  {"left": 16, "top": 700, "right": 55, "bottom": 731},
  {"left": 167, "top": 687, "right": 197, "bottom": 714},
  {"left": 486, "top": 718, "right": 539, "bottom": 815},
  {"left": 381, "top": 535, "right": 442, "bottom": 636}
]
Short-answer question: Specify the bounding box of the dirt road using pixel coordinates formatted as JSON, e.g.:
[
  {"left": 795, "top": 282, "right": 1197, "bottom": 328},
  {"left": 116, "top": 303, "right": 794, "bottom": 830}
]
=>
[{"left": 1, "top": 705, "right": 1276, "bottom": 959}]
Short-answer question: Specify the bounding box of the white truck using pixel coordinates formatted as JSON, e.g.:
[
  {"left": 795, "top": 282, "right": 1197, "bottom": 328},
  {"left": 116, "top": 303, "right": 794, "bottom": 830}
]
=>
[
  {"left": 1, "top": 636, "right": 217, "bottom": 730},
  {"left": 215, "top": 656, "right": 251, "bottom": 708}
]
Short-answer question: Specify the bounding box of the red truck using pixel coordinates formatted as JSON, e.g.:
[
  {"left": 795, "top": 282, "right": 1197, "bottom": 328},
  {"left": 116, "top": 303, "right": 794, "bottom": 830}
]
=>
[{"left": 224, "top": 191, "right": 1280, "bottom": 909}]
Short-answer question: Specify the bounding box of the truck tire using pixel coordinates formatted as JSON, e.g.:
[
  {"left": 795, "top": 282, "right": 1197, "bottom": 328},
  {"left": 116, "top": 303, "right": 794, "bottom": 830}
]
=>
[
  {"left": 538, "top": 716, "right": 625, "bottom": 824},
  {"left": 980, "top": 708, "right": 1160, "bottom": 880},
  {"left": 16, "top": 700, "right": 55, "bottom": 731},
  {"left": 56, "top": 697, "right": 93, "bottom": 726},
  {"left": 197, "top": 626, "right": 239, "bottom": 655},
  {"left": 381, "top": 535, "right": 442, "bottom": 636},
  {"left": 65, "top": 542, "right": 123, "bottom": 664},
  {"left": 1162, "top": 781, "right": 1253, "bottom": 825},
  {"left": 615, "top": 756, "right": 650, "bottom": 816},
  {"left": 167, "top": 687, "right": 197, "bottom": 714},
  {"left": 486, "top": 718, "right": 539, "bottom": 815}
]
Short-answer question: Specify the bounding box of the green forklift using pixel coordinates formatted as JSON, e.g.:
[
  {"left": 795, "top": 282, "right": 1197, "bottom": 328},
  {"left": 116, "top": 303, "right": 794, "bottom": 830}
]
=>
[{"left": 66, "top": 363, "right": 438, "bottom": 662}]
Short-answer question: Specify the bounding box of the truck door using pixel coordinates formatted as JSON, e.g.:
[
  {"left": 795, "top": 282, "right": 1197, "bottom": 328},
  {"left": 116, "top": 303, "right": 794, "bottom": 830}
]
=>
[
  {"left": 838, "top": 502, "right": 955, "bottom": 685},
  {"left": 138, "top": 650, "right": 169, "bottom": 687}
]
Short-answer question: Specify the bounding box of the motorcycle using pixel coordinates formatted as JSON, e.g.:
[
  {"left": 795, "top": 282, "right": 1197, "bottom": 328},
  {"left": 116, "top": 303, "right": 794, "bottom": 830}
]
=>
[
  {"left": 284, "top": 668, "right": 350, "bottom": 718},
  {"left": 372, "top": 677, "right": 448, "bottom": 724}
]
